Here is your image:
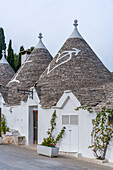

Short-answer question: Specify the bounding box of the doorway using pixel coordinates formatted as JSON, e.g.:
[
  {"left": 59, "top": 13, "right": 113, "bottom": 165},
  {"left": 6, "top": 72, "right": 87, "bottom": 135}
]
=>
[
  {"left": 61, "top": 114, "right": 78, "bottom": 152},
  {"left": 33, "top": 110, "right": 38, "bottom": 144}
]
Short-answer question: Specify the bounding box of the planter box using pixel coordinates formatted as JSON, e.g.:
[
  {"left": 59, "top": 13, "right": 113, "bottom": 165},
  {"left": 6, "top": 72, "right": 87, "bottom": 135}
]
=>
[
  {"left": 0, "top": 137, "right": 2, "bottom": 144},
  {"left": 37, "top": 145, "right": 59, "bottom": 157}
]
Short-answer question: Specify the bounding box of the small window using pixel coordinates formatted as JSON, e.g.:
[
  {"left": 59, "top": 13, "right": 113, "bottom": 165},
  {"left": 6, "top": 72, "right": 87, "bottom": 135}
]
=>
[
  {"left": 70, "top": 115, "right": 78, "bottom": 125},
  {"left": 62, "top": 115, "right": 69, "bottom": 124}
]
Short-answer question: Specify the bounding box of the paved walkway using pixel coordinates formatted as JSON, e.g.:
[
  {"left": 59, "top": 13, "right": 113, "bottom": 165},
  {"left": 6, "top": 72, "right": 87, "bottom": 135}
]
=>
[{"left": 0, "top": 144, "right": 113, "bottom": 170}]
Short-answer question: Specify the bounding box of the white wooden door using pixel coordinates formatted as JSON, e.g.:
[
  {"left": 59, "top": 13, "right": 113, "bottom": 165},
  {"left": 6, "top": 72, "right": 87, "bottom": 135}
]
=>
[{"left": 61, "top": 114, "right": 78, "bottom": 152}]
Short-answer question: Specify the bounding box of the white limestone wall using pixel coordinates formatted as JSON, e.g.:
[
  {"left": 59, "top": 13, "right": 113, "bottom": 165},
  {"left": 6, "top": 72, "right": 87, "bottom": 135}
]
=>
[
  {"left": 106, "top": 139, "right": 113, "bottom": 162},
  {"left": 2, "top": 103, "right": 29, "bottom": 145},
  {"left": 78, "top": 109, "right": 96, "bottom": 159},
  {"left": 1, "top": 88, "right": 39, "bottom": 145},
  {"left": 38, "top": 92, "right": 113, "bottom": 163},
  {"left": 38, "top": 93, "right": 80, "bottom": 151},
  {"left": 1, "top": 88, "right": 113, "bottom": 163}
]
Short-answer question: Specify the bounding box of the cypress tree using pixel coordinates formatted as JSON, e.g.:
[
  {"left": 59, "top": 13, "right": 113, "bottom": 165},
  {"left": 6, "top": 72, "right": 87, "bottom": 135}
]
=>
[
  {"left": 0, "top": 28, "right": 6, "bottom": 59},
  {"left": 7, "top": 40, "right": 14, "bottom": 70},
  {"left": 16, "top": 45, "right": 24, "bottom": 71}
]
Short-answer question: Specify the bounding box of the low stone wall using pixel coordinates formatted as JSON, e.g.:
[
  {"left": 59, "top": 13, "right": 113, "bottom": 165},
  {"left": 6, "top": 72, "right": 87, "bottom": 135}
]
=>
[{"left": 2, "top": 134, "right": 25, "bottom": 145}]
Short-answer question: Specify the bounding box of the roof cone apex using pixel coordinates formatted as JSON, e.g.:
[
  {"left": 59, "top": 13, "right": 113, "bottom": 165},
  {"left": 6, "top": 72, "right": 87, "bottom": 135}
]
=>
[
  {"left": 36, "top": 33, "right": 46, "bottom": 49},
  {"left": 0, "top": 51, "right": 9, "bottom": 64},
  {"left": 69, "top": 19, "right": 83, "bottom": 39}
]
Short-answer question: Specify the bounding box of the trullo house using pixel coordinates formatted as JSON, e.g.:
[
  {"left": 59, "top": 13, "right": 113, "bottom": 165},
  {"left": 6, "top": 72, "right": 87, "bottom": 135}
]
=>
[
  {"left": 0, "top": 34, "right": 52, "bottom": 145},
  {"left": 1, "top": 20, "right": 113, "bottom": 163},
  {"left": 28, "top": 20, "right": 113, "bottom": 162},
  {"left": 0, "top": 51, "right": 15, "bottom": 126}
]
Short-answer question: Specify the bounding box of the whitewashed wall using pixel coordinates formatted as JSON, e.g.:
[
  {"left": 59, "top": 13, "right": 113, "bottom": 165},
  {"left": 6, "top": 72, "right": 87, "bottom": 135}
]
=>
[
  {"left": 0, "top": 88, "right": 39, "bottom": 145},
  {"left": 1, "top": 89, "right": 113, "bottom": 163},
  {"left": 2, "top": 103, "right": 29, "bottom": 144},
  {"left": 38, "top": 91, "right": 113, "bottom": 163}
]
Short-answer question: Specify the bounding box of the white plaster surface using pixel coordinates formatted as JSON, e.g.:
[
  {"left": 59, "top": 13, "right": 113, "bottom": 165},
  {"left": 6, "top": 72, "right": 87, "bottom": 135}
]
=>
[
  {"left": 1, "top": 89, "right": 113, "bottom": 163},
  {"left": 21, "top": 53, "right": 29, "bottom": 65}
]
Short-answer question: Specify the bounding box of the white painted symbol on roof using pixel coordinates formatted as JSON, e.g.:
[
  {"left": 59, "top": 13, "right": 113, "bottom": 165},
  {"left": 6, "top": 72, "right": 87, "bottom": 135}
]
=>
[
  {"left": 8, "top": 60, "right": 32, "bottom": 84},
  {"left": 47, "top": 48, "right": 81, "bottom": 74}
]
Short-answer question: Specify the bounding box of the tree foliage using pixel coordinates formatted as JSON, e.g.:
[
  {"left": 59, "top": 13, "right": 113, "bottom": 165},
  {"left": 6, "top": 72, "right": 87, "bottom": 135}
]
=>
[
  {"left": 0, "top": 28, "right": 6, "bottom": 59},
  {"left": 7, "top": 40, "right": 15, "bottom": 70},
  {"left": 16, "top": 45, "right": 24, "bottom": 71}
]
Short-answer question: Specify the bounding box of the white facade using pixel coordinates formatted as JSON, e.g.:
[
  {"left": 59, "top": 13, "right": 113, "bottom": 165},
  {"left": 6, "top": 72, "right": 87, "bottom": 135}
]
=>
[
  {"left": 21, "top": 52, "right": 30, "bottom": 65},
  {"left": 0, "top": 88, "right": 39, "bottom": 145},
  {"left": 0, "top": 89, "right": 113, "bottom": 163}
]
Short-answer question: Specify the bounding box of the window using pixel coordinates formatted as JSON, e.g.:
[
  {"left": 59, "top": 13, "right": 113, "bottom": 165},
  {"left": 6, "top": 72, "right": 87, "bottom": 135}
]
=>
[
  {"left": 62, "top": 115, "right": 69, "bottom": 124},
  {"left": 62, "top": 115, "right": 78, "bottom": 125}
]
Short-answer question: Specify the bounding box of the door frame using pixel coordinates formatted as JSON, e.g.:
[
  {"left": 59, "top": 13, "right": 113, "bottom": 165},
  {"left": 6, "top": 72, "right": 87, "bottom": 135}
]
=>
[{"left": 33, "top": 110, "right": 38, "bottom": 144}]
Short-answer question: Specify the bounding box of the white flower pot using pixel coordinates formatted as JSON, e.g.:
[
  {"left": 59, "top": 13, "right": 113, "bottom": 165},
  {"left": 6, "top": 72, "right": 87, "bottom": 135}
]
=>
[
  {"left": 0, "top": 137, "right": 2, "bottom": 144},
  {"left": 37, "top": 145, "right": 59, "bottom": 157}
]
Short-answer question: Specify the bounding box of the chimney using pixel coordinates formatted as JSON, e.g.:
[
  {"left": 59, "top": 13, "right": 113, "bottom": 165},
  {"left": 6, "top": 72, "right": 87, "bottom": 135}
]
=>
[{"left": 20, "top": 50, "right": 31, "bottom": 65}]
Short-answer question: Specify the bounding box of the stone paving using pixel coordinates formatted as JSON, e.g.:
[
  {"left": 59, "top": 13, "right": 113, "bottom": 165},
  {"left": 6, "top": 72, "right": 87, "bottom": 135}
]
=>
[{"left": 0, "top": 144, "right": 113, "bottom": 170}]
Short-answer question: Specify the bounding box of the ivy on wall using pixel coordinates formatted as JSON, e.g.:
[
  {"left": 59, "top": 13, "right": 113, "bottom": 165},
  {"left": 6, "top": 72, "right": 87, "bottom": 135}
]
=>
[{"left": 75, "top": 105, "right": 113, "bottom": 160}]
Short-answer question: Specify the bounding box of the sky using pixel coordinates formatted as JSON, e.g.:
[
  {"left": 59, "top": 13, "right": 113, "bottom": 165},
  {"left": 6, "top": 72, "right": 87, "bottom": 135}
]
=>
[{"left": 0, "top": 0, "right": 113, "bottom": 71}]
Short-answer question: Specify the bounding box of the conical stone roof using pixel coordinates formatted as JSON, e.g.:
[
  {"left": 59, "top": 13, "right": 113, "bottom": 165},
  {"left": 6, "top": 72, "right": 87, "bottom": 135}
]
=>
[
  {"left": 36, "top": 20, "right": 113, "bottom": 108},
  {"left": 7, "top": 33, "right": 53, "bottom": 105},
  {"left": 0, "top": 51, "right": 15, "bottom": 86},
  {"left": 0, "top": 51, "right": 15, "bottom": 103}
]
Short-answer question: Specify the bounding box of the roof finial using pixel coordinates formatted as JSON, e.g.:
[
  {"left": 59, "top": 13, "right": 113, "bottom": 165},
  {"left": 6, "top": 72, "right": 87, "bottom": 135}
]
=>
[
  {"left": 73, "top": 19, "right": 78, "bottom": 27},
  {"left": 38, "top": 33, "right": 43, "bottom": 40},
  {"left": 36, "top": 33, "right": 46, "bottom": 49},
  {"left": 0, "top": 50, "right": 8, "bottom": 64},
  {"left": 69, "top": 19, "right": 83, "bottom": 39},
  {"left": 2, "top": 50, "right": 5, "bottom": 58}
]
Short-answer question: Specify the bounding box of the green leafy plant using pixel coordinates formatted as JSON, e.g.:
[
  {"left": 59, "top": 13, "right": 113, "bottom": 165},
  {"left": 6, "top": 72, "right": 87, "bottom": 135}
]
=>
[
  {"left": 89, "top": 107, "right": 113, "bottom": 160},
  {"left": 6, "top": 127, "right": 10, "bottom": 132},
  {"left": 75, "top": 105, "right": 113, "bottom": 160},
  {"left": 0, "top": 114, "right": 8, "bottom": 134},
  {"left": 42, "top": 110, "right": 66, "bottom": 147}
]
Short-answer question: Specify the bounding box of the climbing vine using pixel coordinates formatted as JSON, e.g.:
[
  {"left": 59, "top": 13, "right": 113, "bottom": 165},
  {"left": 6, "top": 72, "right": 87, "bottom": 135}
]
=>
[
  {"left": 75, "top": 105, "right": 113, "bottom": 160},
  {"left": 42, "top": 110, "right": 66, "bottom": 147},
  {"left": 89, "top": 107, "right": 113, "bottom": 160}
]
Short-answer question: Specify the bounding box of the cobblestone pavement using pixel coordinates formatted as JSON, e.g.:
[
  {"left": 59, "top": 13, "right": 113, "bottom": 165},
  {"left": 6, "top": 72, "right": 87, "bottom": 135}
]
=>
[{"left": 0, "top": 144, "right": 113, "bottom": 170}]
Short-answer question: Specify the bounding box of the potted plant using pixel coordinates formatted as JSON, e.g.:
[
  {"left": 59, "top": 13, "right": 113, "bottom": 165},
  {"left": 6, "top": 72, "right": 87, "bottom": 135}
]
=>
[{"left": 37, "top": 110, "right": 66, "bottom": 157}]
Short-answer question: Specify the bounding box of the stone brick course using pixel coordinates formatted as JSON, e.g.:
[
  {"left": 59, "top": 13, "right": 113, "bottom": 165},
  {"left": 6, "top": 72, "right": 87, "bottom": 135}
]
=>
[{"left": 2, "top": 134, "right": 25, "bottom": 145}]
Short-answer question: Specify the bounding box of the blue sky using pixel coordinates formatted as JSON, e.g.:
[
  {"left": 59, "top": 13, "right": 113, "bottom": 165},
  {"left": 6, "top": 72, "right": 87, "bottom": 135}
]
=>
[{"left": 0, "top": 0, "right": 113, "bottom": 71}]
